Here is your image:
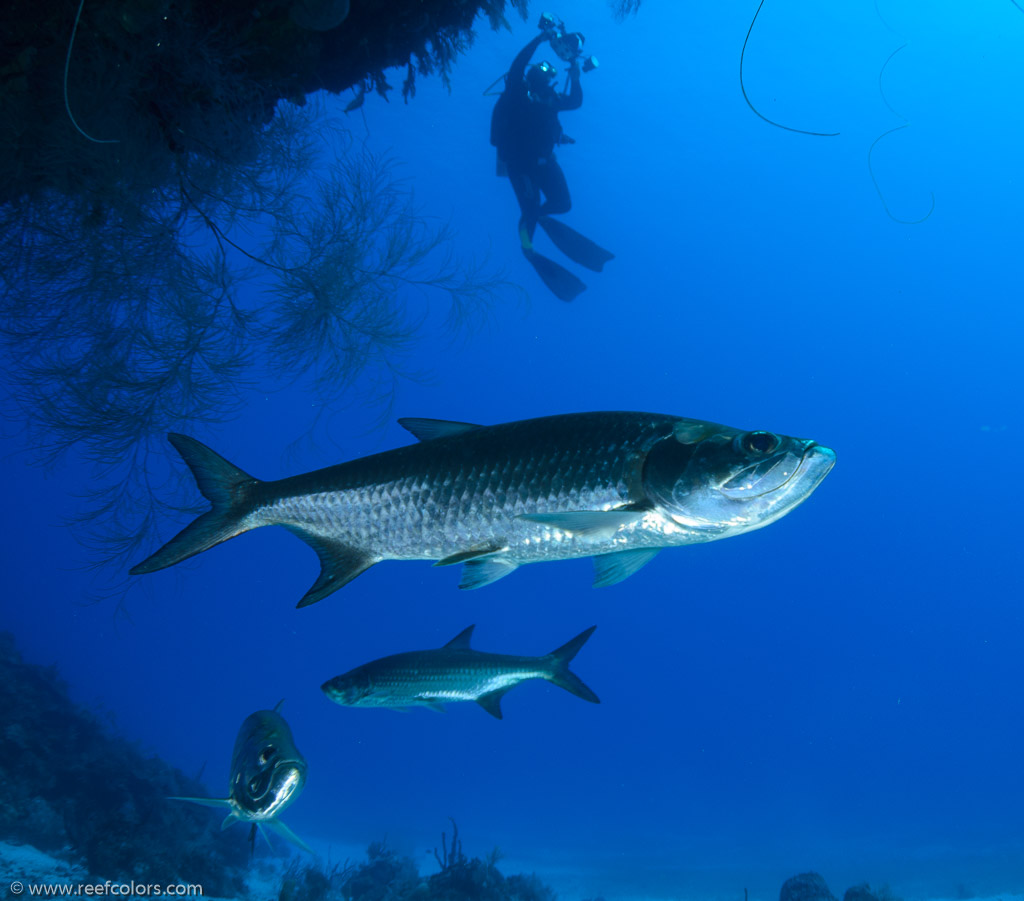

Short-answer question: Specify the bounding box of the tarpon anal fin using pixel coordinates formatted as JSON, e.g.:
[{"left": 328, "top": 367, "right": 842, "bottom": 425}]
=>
[
  {"left": 442, "top": 625, "right": 475, "bottom": 649},
  {"left": 592, "top": 548, "right": 660, "bottom": 588},
  {"left": 476, "top": 688, "right": 511, "bottom": 719},
  {"left": 435, "top": 543, "right": 507, "bottom": 567},
  {"left": 397, "top": 418, "right": 482, "bottom": 442},
  {"left": 293, "top": 534, "right": 377, "bottom": 607},
  {"left": 517, "top": 510, "right": 645, "bottom": 540},
  {"left": 459, "top": 556, "right": 518, "bottom": 590}
]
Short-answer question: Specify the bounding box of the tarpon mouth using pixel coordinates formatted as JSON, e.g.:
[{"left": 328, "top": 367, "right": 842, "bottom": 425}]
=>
[
  {"left": 801, "top": 442, "right": 837, "bottom": 482},
  {"left": 777, "top": 442, "right": 836, "bottom": 501}
]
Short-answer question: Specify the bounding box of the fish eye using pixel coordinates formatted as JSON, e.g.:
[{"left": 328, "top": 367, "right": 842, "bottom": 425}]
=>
[
  {"left": 258, "top": 745, "right": 276, "bottom": 765},
  {"left": 740, "top": 431, "right": 781, "bottom": 455}
]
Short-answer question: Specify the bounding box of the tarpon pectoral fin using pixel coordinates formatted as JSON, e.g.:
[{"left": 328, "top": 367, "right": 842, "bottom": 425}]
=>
[
  {"left": 592, "top": 548, "right": 661, "bottom": 588},
  {"left": 291, "top": 534, "right": 376, "bottom": 607},
  {"left": 517, "top": 510, "right": 646, "bottom": 540},
  {"left": 264, "top": 819, "right": 313, "bottom": 854},
  {"left": 435, "top": 543, "right": 507, "bottom": 567},
  {"left": 476, "top": 688, "right": 511, "bottom": 719},
  {"left": 424, "top": 702, "right": 447, "bottom": 713},
  {"left": 168, "top": 796, "right": 232, "bottom": 810},
  {"left": 397, "top": 418, "right": 482, "bottom": 442},
  {"left": 441, "top": 625, "right": 476, "bottom": 649},
  {"left": 459, "top": 556, "right": 518, "bottom": 590},
  {"left": 220, "top": 812, "right": 241, "bottom": 831}
]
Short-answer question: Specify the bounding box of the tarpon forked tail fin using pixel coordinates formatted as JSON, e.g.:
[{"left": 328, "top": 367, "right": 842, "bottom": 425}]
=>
[
  {"left": 544, "top": 626, "right": 600, "bottom": 705},
  {"left": 130, "top": 434, "right": 259, "bottom": 575}
]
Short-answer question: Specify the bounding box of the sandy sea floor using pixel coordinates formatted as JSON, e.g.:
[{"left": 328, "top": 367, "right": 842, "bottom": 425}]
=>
[{"left": 2, "top": 839, "right": 1022, "bottom": 901}]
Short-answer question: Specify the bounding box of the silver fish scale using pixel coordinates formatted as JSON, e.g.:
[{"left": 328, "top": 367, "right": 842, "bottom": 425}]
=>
[{"left": 258, "top": 413, "right": 676, "bottom": 563}]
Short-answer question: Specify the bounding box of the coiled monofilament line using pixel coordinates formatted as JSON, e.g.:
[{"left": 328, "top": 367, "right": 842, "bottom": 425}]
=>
[
  {"left": 869, "top": 2, "right": 934, "bottom": 224},
  {"left": 868, "top": 126, "right": 935, "bottom": 224},
  {"left": 65, "top": 0, "right": 119, "bottom": 144},
  {"left": 739, "top": 0, "right": 839, "bottom": 136}
]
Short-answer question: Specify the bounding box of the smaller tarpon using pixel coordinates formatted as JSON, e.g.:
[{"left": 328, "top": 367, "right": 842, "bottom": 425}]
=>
[
  {"left": 322, "top": 625, "right": 600, "bottom": 719},
  {"left": 170, "top": 702, "right": 310, "bottom": 853}
]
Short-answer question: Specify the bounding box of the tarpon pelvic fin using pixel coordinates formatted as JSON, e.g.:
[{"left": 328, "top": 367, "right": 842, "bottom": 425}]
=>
[
  {"left": 592, "top": 548, "right": 660, "bottom": 587},
  {"left": 171, "top": 797, "right": 311, "bottom": 854},
  {"left": 130, "top": 434, "right": 259, "bottom": 575},
  {"left": 397, "top": 418, "right": 482, "bottom": 441},
  {"left": 263, "top": 819, "right": 313, "bottom": 854},
  {"left": 458, "top": 556, "right": 518, "bottom": 589},
  {"left": 291, "top": 535, "right": 377, "bottom": 608}
]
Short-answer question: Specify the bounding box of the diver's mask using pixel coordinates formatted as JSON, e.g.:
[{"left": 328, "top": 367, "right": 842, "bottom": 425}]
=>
[{"left": 526, "top": 60, "right": 558, "bottom": 102}]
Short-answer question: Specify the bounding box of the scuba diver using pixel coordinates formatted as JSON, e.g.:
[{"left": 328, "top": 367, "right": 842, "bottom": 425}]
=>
[{"left": 490, "top": 14, "right": 614, "bottom": 302}]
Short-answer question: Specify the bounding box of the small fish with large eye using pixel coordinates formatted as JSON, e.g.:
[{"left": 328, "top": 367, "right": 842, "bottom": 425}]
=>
[
  {"left": 132, "top": 411, "right": 836, "bottom": 606},
  {"left": 170, "top": 702, "right": 310, "bottom": 854}
]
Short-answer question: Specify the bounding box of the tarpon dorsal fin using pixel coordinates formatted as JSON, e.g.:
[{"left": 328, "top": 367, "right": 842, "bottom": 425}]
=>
[
  {"left": 398, "top": 418, "right": 482, "bottom": 442},
  {"left": 442, "top": 624, "right": 475, "bottom": 649},
  {"left": 592, "top": 548, "right": 660, "bottom": 587},
  {"left": 273, "top": 699, "right": 285, "bottom": 713}
]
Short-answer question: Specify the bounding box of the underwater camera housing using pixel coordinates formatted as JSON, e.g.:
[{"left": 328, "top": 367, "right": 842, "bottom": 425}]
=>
[{"left": 538, "top": 12, "right": 598, "bottom": 72}]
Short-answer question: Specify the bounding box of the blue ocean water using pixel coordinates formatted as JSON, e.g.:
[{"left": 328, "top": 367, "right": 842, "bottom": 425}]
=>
[{"left": 3, "top": 1, "right": 1023, "bottom": 898}]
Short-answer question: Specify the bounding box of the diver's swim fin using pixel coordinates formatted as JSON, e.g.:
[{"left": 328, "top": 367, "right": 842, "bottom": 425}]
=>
[
  {"left": 523, "top": 248, "right": 586, "bottom": 302},
  {"left": 538, "top": 217, "right": 615, "bottom": 272}
]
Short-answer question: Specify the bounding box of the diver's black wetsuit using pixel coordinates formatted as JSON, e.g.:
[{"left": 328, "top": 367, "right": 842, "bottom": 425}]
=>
[{"left": 491, "top": 34, "right": 582, "bottom": 244}]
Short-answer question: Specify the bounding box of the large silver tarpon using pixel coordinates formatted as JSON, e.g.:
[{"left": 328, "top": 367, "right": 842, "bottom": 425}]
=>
[{"left": 132, "top": 411, "right": 836, "bottom": 606}]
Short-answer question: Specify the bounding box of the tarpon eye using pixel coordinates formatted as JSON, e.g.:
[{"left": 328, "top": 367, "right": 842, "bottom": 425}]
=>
[
  {"left": 739, "top": 431, "right": 781, "bottom": 455},
  {"left": 258, "top": 745, "right": 276, "bottom": 765}
]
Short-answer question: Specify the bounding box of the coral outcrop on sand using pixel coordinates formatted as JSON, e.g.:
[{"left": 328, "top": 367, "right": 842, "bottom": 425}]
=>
[{"left": 0, "top": 633, "right": 248, "bottom": 894}]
